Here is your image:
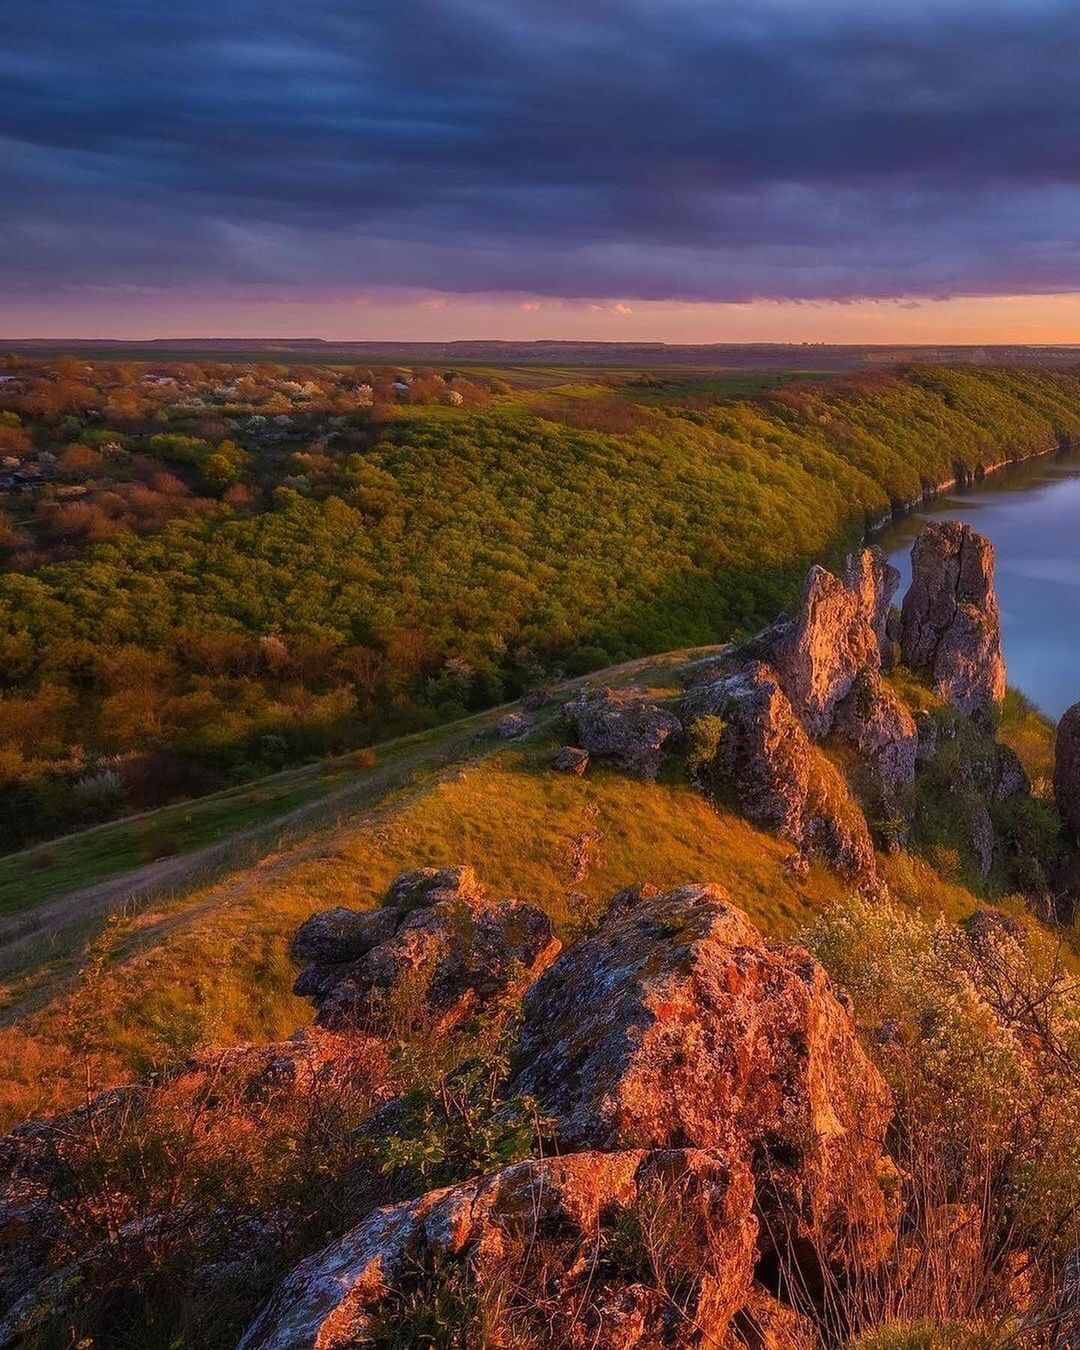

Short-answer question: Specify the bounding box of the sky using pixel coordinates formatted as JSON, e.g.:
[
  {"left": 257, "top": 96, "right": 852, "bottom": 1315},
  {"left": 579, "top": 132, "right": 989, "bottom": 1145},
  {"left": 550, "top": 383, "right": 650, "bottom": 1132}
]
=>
[{"left": 5, "top": 0, "right": 1080, "bottom": 342}]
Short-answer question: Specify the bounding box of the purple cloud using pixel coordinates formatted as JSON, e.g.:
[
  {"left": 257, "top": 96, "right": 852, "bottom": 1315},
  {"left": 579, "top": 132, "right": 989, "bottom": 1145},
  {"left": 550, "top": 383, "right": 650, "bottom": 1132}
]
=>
[{"left": 4, "top": 0, "right": 1080, "bottom": 304}]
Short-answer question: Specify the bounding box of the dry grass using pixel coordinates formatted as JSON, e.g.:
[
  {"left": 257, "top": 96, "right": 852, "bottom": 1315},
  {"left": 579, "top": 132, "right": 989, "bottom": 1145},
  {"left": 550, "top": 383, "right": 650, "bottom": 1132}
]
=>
[{"left": 0, "top": 748, "right": 849, "bottom": 1130}]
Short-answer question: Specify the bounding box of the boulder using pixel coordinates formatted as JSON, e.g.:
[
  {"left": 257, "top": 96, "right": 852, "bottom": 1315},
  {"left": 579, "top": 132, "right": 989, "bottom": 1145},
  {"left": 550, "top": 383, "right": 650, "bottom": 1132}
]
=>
[
  {"left": 685, "top": 661, "right": 811, "bottom": 839},
  {"left": 564, "top": 687, "right": 682, "bottom": 779},
  {"left": 290, "top": 906, "right": 399, "bottom": 966},
  {"left": 551, "top": 745, "right": 590, "bottom": 775},
  {"left": 833, "top": 671, "right": 918, "bottom": 793},
  {"left": 292, "top": 867, "right": 561, "bottom": 1032},
  {"left": 993, "top": 744, "right": 1030, "bottom": 801},
  {"left": 239, "top": 1148, "right": 758, "bottom": 1350},
  {"left": 767, "top": 564, "right": 881, "bottom": 738},
  {"left": 914, "top": 709, "right": 938, "bottom": 764},
  {"left": 685, "top": 661, "right": 877, "bottom": 879},
  {"left": 1054, "top": 702, "right": 1080, "bottom": 835},
  {"left": 384, "top": 864, "right": 481, "bottom": 912},
  {"left": 899, "top": 522, "right": 1006, "bottom": 713},
  {"left": 520, "top": 685, "right": 552, "bottom": 711},
  {"left": 496, "top": 712, "right": 531, "bottom": 739},
  {"left": 843, "top": 545, "right": 901, "bottom": 667},
  {"left": 511, "top": 884, "right": 896, "bottom": 1274}
]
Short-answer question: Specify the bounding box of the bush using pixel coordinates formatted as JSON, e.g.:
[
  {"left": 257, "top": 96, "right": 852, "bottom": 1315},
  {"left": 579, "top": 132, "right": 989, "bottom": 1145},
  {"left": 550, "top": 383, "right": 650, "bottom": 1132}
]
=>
[{"left": 804, "top": 894, "right": 1080, "bottom": 1336}]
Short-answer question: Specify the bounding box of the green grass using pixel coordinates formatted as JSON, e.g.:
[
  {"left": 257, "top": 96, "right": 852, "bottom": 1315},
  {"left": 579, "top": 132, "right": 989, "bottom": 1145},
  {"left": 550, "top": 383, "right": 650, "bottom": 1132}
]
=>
[{"left": 0, "top": 648, "right": 718, "bottom": 928}]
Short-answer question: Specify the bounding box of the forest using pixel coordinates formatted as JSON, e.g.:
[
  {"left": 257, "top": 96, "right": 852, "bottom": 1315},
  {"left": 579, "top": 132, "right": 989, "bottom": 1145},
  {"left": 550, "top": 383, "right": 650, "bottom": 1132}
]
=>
[{"left": 2, "top": 357, "right": 1080, "bottom": 851}]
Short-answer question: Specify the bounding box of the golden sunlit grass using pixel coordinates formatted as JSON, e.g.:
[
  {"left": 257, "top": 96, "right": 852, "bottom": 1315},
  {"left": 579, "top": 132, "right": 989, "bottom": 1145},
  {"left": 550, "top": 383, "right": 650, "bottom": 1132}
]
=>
[
  {"left": 0, "top": 681, "right": 1066, "bottom": 1133},
  {"left": 0, "top": 746, "right": 850, "bottom": 1130}
]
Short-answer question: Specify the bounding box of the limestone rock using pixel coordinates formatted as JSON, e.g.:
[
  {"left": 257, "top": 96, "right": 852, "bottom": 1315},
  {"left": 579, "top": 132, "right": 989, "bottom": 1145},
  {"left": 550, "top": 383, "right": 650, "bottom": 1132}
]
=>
[
  {"left": 767, "top": 564, "right": 881, "bottom": 738},
  {"left": 520, "top": 685, "right": 552, "bottom": 711},
  {"left": 511, "top": 884, "right": 895, "bottom": 1272},
  {"left": 1054, "top": 703, "right": 1080, "bottom": 835},
  {"left": 290, "top": 906, "right": 399, "bottom": 966},
  {"left": 686, "top": 662, "right": 877, "bottom": 879},
  {"left": 552, "top": 745, "right": 590, "bottom": 775},
  {"left": 724, "top": 1286, "right": 820, "bottom": 1349},
  {"left": 292, "top": 867, "right": 560, "bottom": 1032},
  {"left": 384, "top": 864, "right": 481, "bottom": 912},
  {"left": 496, "top": 711, "right": 531, "bottom": 739},
  {"left": 833, "top": 671, "right": 918, "bottom": 793},
  {"left": 914, "top": 709, "right": 938, "bottom": 764},
  {"left": 900, "top": 522, "right": 1006, "bottom": 713},
  {"left": 843, "top": 545, "right": 901, "bottom": 667},
  {"left": 993, "top": 744, "right": 1030, "bottom": 801},
  {"left": 564, "top": 687, "right": 682, "bottom": 779},
  {"left": 239, "top": 1148, "right": 758, "bottom": 1350}
]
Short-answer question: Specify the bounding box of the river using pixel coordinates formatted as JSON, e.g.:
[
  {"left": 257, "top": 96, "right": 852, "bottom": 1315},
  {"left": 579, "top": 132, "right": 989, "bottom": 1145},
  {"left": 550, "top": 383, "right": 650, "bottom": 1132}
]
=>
[{"left": 875, "top": 447, "right": 1080, "bottom": 718}]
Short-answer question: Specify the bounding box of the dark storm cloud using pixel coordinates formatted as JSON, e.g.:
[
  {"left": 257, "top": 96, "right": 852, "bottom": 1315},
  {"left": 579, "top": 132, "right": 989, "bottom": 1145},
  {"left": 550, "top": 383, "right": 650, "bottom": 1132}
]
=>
[{"left": 4, "top": 0, "right": 1080, "bottom": 303}]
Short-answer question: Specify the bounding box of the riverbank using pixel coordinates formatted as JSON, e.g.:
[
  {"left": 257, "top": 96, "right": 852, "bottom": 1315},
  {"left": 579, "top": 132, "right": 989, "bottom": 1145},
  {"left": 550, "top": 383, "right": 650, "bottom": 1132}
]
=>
[{"left": 878, "top": 441, "right": 1080, "bottom": 717}]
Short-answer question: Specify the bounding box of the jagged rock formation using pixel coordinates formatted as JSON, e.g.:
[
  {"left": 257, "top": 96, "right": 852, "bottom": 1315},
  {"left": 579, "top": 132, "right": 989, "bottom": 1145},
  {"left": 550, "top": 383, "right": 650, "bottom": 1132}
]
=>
[
  {"left": 685, "top": 661, "right": 877, "bottom": 878},
  {"left": 900, "top": 521, "right": 1006, "bottom": 713},
  {"left": 1054, "top": 702, "right": 1080, "bottom": 836},
  {"left": 292, "top": 866, "right": 561, "bottom": 1032},
  {"left": 564, "top": 687, "right": 682, "bottom": 779},
  {"left": 548, "top": 530, "right": 1015, "bottom": 885},
  {"left": 833, "top": 670, "right": 917, "bottom": 793},
  {"left": 767, "top": 561, "right": 883, "bottom": 737},
  {"left": 238, "top": 1149, "right": 759, "bottom": 1349},
  {"left": 511, "top": 883, "right": 896, "bottom": 1274},
  {"left": 520, "top": 685, "right": 552, "bottom": 711},
  {"left": 843, "top": 544, "right": 901, "bottom": 666}
]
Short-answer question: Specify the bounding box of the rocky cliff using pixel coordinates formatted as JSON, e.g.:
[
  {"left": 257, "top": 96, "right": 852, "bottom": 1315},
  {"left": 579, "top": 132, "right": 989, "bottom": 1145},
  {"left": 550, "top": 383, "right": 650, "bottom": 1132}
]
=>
[{"left": 551, "top": 528, "right": 1042, "bottom": 902}]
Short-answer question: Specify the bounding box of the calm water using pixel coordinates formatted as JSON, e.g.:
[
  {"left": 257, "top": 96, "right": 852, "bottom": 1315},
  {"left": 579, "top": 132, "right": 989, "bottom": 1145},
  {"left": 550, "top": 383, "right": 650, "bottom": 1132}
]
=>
[{"left": 875, "top": 449, "right": 1080, "bottom": 718}]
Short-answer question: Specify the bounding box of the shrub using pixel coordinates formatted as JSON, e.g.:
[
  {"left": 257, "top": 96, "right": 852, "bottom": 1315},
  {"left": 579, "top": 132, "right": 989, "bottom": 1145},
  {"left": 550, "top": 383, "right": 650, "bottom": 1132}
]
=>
[{"left": 685, "top": 713, "right": 727, "bottom": 777}]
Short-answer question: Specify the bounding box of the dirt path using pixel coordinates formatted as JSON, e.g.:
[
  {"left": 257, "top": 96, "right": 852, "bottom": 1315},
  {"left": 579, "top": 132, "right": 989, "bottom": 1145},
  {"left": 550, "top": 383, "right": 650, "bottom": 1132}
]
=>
[
  {"left": 0, "top": 646, "right": 722, "bottom": 979},
  {"left": 0, "top": 738, "right": 467, "bottom": 976}
]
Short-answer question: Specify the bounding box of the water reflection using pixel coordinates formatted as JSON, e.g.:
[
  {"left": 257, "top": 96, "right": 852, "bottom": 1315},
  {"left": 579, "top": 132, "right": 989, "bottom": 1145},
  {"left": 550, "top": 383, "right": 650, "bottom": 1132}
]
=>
[{"left": 875, "top": 449, "right": 1080, "bottom": 718}]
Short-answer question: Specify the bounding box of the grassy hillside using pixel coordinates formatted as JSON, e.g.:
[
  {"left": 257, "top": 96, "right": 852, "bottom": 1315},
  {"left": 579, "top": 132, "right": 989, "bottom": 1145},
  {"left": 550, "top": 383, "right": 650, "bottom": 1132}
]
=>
[
  {"left": 3, "top": 363, "right": 1080, "bottom": 851},
  {"left": 0, "top": 656, "right": 1058, "bottom": 1134}
]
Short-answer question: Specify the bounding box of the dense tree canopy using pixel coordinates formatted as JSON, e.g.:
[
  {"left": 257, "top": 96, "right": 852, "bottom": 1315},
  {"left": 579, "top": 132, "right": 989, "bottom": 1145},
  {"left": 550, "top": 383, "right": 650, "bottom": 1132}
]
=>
[{"left": 2, "top": 363, "right": 1080, "bottom": 849}]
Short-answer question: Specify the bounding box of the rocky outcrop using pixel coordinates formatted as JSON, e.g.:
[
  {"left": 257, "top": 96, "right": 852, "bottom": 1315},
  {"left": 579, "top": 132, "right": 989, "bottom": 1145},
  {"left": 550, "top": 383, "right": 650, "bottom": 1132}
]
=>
[
  {"left": 1054, "top": 702, "right": 1080, "bottom": 836},
  {"left": 511, "top": 883, "right": 895, "bottom": 1273},
  {"left": 239, "top": 1149, "right": 759, "bottom": 1350},
  {"left": 766, "top": 563, "right": 881, "bottom": 738},
  {"left": 686, "top": 662, "right": 877, "bottom": 878},
  {"left": 552, "top": 745, "right": 590, "bottom": 775},
  {"left": 833, "top": 671, "right": 917, "bottom": 793},
  {"left": 900, "top": 522, "right": 1006, "bottom": 713},
  {"left": 292, "top": 866, "right": 561, "bottom": 1032},
  {"left": 496, "top": 712, "right": 530, "bottom": 739},
  {"left": 520, "top": 685, "right": 552, "bottom": 711},
  {"left": 843, "top": 545, "right": 900, "bottom": 667},
  {"left": 685, "top": 662, "right": 810, "bottom": 838},
  {"left": 726, "top": 1287, "right": 820, "bottom": 1349},
  {"left": 564, "top": 687, "right": 682, "bottom": 779}
]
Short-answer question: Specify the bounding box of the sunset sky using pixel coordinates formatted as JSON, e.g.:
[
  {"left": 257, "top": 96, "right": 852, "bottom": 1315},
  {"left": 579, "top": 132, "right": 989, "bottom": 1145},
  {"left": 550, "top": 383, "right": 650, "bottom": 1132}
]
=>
[{"left": 6, "top": 0, "right": 1080, "bottom": 342}]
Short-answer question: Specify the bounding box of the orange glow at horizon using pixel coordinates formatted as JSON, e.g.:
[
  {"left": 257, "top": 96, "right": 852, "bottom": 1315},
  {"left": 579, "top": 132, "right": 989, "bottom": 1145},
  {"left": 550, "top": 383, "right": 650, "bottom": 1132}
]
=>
[{"left": 7, "top": 291, "right": 1080, "bottom": 345}]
